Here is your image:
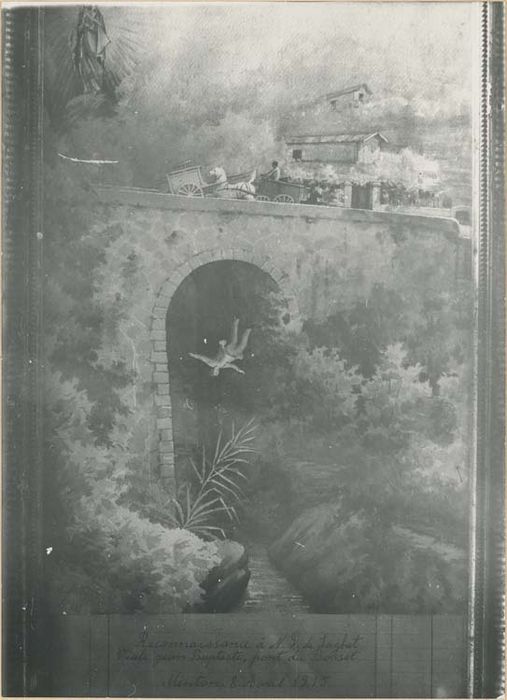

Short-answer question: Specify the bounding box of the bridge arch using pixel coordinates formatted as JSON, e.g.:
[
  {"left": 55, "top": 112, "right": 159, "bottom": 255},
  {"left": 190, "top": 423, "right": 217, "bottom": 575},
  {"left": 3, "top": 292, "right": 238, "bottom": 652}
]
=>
[{"left": 149, "top": 246, "right": 299, "bottom": 488}]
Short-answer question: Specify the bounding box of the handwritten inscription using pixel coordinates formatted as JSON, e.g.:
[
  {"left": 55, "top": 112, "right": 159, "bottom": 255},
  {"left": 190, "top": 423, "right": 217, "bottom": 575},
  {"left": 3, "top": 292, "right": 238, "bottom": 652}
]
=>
[
  {"left": 162, "top": 672, "right": 331, "bottom": 690},
  {"left": 115, "top": 627, "right": 363, "bottom": 691}
]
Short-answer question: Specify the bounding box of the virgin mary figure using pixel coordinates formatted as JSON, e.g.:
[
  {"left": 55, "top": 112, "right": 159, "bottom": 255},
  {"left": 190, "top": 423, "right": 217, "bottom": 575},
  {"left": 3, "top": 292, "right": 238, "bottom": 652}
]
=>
[{"left": 70, "top": 6, "right": 111, "bottom": 94}]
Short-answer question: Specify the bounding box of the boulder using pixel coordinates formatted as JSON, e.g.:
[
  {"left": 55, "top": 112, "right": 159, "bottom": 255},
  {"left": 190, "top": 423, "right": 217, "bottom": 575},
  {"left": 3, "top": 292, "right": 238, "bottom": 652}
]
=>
[
  {"left": 195, "top": 540, "right": 250, "bottom": 612},
  {"left": 269, "top": 504, "right": 467, "bottom": 613}
]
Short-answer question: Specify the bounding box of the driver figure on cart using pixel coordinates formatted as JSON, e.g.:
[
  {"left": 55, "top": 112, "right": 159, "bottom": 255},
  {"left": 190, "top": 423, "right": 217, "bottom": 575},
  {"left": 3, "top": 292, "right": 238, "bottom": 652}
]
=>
[{"left": 262, "top": 160, "right": 281, "bottom": 181}]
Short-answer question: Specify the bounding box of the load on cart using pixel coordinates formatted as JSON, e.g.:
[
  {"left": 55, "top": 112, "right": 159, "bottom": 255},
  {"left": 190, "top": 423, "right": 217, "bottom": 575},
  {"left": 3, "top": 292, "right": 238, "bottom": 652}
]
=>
[{"left": 166, "top": 162, "right": 256, "bottom": 200}]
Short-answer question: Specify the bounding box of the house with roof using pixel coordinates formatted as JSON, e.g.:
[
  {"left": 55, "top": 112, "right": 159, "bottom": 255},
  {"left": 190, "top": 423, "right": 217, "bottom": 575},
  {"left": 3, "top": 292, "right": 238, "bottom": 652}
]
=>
[
  {"left": 286, "top": 132, "right": 389, "bottom": 165},
  {"left": 326, "top": 83, "right": 372, "bottom": 110},
  {"left": 297, "top": 83, "right": 372, "bottom": 119},
  {"left": 284, "top": 132, "right": 389, "bottom": 210}
]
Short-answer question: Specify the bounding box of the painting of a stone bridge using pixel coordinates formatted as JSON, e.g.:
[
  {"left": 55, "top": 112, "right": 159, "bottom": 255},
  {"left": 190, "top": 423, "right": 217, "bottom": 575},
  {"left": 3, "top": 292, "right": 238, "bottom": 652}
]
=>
[{"left": 94, "top": 186, "right": 470, "bottom": 492}]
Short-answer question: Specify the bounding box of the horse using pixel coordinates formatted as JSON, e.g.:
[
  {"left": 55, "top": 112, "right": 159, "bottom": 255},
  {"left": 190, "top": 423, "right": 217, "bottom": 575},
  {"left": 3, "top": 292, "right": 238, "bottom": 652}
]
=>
[{"left": 208, "top": 167, "right": 256, "bottom": 200}]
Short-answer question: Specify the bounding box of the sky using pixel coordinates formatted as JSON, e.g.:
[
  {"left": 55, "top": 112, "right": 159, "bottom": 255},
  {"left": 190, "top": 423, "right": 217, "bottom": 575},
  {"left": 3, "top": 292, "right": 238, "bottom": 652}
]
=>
[{"left": 115, "top": 2, "right": 481, "bottom": 104}]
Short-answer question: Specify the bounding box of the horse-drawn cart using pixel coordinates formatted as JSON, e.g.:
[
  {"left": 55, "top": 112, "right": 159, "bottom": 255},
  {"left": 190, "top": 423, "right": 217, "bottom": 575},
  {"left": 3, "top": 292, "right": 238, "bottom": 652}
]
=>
[
  {"left": 254, "top": 178, "right": 309, "bottom": 204},
  {"left": 166, "top": 163, "right": 310, "bottom": 203}
]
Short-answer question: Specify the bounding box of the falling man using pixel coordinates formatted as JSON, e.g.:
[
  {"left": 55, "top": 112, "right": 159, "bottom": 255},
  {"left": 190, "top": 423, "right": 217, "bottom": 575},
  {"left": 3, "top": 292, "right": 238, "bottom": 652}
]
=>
[{"left": 189, "top": 318, "right": 252, "bottom": 376}]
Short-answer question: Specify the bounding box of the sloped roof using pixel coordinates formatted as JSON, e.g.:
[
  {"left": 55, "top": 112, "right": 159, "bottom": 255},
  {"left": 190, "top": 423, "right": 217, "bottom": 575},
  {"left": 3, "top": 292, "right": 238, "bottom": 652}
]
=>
[
  {"left": 297, "top": 83, "right": 372, "bottom": 110},
  {"left": 286, "top": 132, "right": 389, "bottom": 145},
  {"left": 325, "top": 83, "right": 372, "bottom": 100}
]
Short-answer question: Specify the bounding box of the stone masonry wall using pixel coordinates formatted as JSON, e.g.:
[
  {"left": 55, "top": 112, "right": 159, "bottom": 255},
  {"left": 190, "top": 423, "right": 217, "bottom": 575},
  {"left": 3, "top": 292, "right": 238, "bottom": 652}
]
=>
[{"left": 91, "top": 187, "right": 463, "bottom": 492}]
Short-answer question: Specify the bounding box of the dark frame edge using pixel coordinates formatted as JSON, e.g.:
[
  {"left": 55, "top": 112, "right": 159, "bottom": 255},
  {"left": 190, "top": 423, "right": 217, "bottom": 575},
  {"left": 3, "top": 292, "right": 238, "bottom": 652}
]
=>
[
  {"left": 2, "top": 6, "right": 45, "bottom": 697},
  {"left": 472, "top": 1, "right": 505, "bottom": 697}
]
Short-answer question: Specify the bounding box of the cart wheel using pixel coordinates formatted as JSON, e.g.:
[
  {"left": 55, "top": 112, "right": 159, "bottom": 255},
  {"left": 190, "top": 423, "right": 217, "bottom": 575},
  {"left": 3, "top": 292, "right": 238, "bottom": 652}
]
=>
[
  {"left": 274, "top": 194, "right": 295, "bottom": 203},
  {"left": 255, "top": 195, "right": 270, "bottom": 201},
  {"left": 177, "top": 183, "right": 204, "bottom": 197}
]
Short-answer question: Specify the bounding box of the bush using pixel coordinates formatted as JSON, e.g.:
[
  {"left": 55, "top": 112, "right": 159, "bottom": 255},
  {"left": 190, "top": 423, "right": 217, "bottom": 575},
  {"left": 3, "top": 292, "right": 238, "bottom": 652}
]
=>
[
  {"left": 44, "top": 372, "right": 221, "bottom": 614},
  {"left": 292, "top": 347, "right": 361, "bottom": 430},
  {"left": 46, "top": 514, "right": 220, "bottom": 614}
]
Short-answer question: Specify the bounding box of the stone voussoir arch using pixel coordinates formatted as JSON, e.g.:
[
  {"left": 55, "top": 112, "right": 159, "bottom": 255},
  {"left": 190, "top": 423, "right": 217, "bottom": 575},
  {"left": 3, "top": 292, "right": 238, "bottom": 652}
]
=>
[{"left": 149, "top": 246, "right": 298, "bottom": 485}]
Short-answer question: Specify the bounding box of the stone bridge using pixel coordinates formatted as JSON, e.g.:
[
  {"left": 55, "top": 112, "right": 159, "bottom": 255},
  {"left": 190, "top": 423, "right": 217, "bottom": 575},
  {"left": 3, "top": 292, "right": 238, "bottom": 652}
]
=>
[{"left": 92, "top": 187, "right": 469, "bottom": 491}]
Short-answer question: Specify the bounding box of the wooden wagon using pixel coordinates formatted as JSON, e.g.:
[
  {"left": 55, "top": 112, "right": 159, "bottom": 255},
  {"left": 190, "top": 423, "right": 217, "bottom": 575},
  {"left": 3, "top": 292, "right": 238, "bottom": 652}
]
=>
[
  {"left": 254, "top": 178, "right": 309, "bottom": 204},
  {"left": 166, "top": 163, "right": 255, "bottom": 198},
  {"left": 166, "top": 163, "right": 209, "bottom": 197}
]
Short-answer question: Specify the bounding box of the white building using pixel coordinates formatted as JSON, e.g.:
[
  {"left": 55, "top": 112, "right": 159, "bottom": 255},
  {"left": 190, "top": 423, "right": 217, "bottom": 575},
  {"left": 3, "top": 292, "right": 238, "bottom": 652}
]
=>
[{"left": 286, "top": 132, "right": 389, "bottom": 165}]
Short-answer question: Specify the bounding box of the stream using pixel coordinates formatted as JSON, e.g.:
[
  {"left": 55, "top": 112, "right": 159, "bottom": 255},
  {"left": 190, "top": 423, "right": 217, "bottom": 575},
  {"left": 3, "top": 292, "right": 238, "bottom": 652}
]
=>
[{"left": 241, "top": 541, "right": 311, "bottom": 614}]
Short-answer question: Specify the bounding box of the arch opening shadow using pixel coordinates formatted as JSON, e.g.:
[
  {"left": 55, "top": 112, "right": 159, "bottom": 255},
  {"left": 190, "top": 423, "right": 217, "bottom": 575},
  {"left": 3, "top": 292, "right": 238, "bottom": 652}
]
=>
[
  {"left": 166, "top": 261, "right": 282, "bottom": 477},
  {"left": 164, "top": 260, "right": 299, "bottom": 553}
]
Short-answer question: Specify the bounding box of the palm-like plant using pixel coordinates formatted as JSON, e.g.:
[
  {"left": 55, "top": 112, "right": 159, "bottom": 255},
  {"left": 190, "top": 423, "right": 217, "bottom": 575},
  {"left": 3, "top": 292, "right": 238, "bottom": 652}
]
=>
[{"left": 168, "top": 419, "right": 257, "bottom": 539}]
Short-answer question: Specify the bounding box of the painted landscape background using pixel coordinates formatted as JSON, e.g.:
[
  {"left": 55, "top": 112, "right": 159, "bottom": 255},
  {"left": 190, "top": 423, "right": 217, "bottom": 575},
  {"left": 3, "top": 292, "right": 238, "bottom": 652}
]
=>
[{"left": 41, "top": 4, "right": 475, "bottom": 617}]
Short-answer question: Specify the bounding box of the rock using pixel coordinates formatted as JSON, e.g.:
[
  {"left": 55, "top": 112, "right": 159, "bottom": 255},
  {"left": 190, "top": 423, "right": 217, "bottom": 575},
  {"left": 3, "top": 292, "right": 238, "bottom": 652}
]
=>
[
  {"left": 269, "top": 504, "right": 467, "bottom": 614},
  {"left": 195, "top": 540, "right": 250, "bottom": 612}
]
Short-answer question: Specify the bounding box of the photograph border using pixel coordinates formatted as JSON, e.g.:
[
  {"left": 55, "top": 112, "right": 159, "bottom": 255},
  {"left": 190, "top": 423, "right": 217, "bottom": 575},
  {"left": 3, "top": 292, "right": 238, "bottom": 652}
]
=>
[
  {"left": 2, "top": 2, "right": 504, "bottom": 697},
  {"left": 469, "top": 2, "right": 505, "bottom": 697}
]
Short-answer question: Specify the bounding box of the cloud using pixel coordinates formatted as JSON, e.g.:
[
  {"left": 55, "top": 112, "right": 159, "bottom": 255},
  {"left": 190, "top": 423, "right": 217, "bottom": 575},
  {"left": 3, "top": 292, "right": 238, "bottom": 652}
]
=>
[{"left": 117, "top": 2, "right": 478, "bottom": 102}]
